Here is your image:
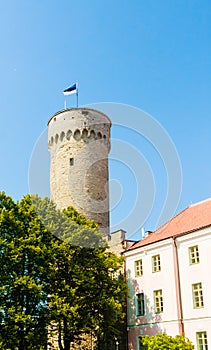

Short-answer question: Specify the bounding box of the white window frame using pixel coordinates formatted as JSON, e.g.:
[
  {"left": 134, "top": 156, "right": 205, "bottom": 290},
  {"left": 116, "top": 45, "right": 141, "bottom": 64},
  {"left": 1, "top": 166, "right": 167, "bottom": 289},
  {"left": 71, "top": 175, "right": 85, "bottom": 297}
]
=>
[
  {"left": 152, "top": 254, "right": 161, "bottom": 273},
  {"left": 196, "top": 331, "right": 208, "bottom": 350},
  {"left": 135, "top": 259, "right": 143, "bottom": 277},
  {"left": 192, "top": 282, "right": 204, "bottom": 308},
  {"left": 154, "top": 289, "right": 163, "bottom": 313},
  {"left": 189, "top": 245, "right": 200, "bottom": 265}
]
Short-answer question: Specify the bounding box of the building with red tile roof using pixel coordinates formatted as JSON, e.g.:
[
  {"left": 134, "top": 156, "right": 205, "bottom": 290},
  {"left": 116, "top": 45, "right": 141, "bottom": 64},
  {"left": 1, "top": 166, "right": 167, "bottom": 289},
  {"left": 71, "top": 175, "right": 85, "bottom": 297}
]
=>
[
  {"left": 124, "top": 198, "right": 211, "bottom": 350},
  {"left": 129, "top": 198, "right": 211, "bottom": 250}
]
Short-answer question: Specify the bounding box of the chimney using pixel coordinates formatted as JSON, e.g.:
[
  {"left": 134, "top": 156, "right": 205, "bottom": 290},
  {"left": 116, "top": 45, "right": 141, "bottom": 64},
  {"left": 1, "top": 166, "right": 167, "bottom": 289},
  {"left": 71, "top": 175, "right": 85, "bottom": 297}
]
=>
[{"left": 145, "top": 230, "right": 153, "bottom": 237}]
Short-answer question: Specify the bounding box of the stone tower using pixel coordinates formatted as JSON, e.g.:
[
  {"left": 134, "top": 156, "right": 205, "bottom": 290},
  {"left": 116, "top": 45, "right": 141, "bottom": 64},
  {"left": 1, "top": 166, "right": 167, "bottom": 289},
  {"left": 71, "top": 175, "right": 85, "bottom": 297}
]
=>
[{"left": 48, "top": 108, "right": 111, "bottom": 236}]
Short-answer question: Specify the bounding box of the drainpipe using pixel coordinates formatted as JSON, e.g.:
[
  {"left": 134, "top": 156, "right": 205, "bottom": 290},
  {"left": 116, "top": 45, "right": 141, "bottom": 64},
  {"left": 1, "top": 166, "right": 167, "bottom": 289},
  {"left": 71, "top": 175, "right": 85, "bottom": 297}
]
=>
[
  {"left": 172, "top": 237, "right": 184, "bottom": 335},
  {"left": 124, "top": 257, "right": 129, "bottom": 350}
]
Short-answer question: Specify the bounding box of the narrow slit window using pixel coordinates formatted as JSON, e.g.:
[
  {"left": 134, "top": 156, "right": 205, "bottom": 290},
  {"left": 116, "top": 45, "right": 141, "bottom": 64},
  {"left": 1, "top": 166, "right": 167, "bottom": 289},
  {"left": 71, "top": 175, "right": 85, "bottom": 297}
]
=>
[{"left": 70, "top": 158, "right": 74, "bottom": 166}]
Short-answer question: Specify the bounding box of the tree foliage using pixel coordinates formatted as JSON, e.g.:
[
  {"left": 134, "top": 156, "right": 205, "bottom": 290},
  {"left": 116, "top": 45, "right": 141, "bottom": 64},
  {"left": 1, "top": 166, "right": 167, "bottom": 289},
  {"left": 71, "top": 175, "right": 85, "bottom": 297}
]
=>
[
  {"left": 63, "top": 206, "right": 98, "bottom": 229},
  {"left": 0, "top": 192, "right": 127, "bottom": 350},
  {"left": 141, "top": 333, "right": 194, "bottom": 350},
  {"left": 0, "top": 193, "right": 52, "bottom": 349}
]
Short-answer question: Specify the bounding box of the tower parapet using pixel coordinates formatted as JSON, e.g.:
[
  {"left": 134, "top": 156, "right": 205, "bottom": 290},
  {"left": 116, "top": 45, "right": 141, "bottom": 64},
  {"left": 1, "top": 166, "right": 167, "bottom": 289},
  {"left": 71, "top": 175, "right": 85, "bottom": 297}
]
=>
[{"left": 48, "top": 108, "right": 111, "bottom": 236}]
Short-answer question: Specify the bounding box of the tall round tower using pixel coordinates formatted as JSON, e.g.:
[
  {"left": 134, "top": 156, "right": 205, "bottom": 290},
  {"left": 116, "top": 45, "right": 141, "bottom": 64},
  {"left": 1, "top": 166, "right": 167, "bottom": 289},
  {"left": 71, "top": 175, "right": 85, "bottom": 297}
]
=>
[{"left": 48, "top": 108, "right": 111, "bottom": 236}]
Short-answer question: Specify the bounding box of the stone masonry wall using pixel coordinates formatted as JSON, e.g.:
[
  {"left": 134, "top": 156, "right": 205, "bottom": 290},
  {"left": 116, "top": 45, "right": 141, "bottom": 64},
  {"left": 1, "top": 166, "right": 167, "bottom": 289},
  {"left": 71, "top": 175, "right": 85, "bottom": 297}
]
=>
[{"left": 48, "top": 108, "right": 111, "bottom": 236}]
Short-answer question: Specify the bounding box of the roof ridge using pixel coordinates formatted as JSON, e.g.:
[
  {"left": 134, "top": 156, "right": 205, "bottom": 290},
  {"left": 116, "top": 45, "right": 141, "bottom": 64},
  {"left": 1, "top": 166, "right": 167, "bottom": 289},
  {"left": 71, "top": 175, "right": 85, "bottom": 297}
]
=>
[
  {"left": 190, "top": 197, "right": 211, "bottom": 207},
  {"left": 126, "top": 198, "right": 211, "bottom": 252},
  {"left": 153, "top": 205, "right": 190, "bottom": 234},
  {"left": 132, "top": 206, "right": 190, "bottom": 246}
]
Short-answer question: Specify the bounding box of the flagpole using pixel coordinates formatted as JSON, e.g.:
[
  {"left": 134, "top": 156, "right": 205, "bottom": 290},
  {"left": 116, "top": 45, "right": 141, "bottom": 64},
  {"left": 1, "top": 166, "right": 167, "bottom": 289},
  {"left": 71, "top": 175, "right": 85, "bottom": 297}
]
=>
[
  {"left": 76, "top": 81, "right": 78, "bottom": 108},
  {"left": 63, "top": 82, "right": 78, "bottom": 108}
]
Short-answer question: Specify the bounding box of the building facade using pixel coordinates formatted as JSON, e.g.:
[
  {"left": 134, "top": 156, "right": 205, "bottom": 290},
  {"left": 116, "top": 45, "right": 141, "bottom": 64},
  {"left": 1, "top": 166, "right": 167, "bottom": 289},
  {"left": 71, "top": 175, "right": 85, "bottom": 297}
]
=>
[{"left": 124, "top": 198, "right": 211, "bottom": 350}]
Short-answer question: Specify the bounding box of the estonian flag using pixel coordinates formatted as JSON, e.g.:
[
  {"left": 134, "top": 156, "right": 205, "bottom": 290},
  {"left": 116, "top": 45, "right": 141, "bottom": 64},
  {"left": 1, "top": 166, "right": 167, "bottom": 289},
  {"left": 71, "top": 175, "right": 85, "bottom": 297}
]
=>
[{"left": 63, "top": 82, "right": 77, "bottom": 96}]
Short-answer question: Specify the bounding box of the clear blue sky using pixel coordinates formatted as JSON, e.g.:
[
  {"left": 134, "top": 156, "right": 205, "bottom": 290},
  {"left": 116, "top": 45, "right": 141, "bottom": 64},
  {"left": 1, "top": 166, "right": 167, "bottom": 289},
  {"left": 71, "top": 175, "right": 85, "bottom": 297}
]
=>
[{"left": 0, "top": 1, "right": 211, "bottom": 240}]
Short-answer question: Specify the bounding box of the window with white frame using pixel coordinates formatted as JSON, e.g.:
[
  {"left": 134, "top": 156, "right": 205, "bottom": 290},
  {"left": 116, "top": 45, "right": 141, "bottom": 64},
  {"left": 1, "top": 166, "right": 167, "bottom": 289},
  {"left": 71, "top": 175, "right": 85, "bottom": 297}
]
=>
[
  {"left": 189, "top": 245, "right": 200, "bottom": 265},
  {"left": 192, "top": 282, "right": 204, "bottom": 308},
  {"left": 154, "top": 289, "right": 163, "bottom": 313},
  {"left": 135, "top": 259, "right": 143, "bottom": 277},
  {"left": 136, "top": 292, "right": 145, "bottom": 316},
  {"left": 152, "top": 254, "right": 161, "bottom": 272},
  {"left": 196, "top": 331, "right": 208, "bottom": 350}
]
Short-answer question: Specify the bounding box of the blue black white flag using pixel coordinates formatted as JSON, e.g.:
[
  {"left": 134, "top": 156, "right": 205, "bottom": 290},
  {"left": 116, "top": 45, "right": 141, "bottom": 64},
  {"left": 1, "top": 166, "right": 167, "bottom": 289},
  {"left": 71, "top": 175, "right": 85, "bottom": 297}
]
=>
[{"left": 63, "top": 82, "right": 77, "bottom": 96}]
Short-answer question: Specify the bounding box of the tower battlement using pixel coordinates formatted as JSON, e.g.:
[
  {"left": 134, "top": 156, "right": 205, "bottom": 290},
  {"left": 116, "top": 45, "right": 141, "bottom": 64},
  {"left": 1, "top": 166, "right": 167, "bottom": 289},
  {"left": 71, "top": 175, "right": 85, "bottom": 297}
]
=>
[{"left": 48, "top": 108, "right": 111, "bottom": 150}]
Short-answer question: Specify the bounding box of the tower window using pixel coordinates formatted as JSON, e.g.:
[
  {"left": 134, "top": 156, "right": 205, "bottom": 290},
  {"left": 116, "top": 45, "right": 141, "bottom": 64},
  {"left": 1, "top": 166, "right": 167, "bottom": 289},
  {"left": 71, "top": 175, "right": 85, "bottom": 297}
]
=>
[
  {"left": 55, "top": 134, "right": 59, "bottom": 144},
  {"left": 60, "top": 131, "right": 65, "bottom": 141},
  {"left": 82, "top": 129, "right": 88, "bottom": 140},
  {"left": 97, "top": 131, "right": 102, "bottom": 139},
  {"left": 66, "top": 130, "right": 72, "bottom": 140},
  {"left": 70, "top": 158, "right": 74, "bottom": 166},
  {"left": 89, "top": 130, "right": 96, "bottom": 140},
  {"left": 73, "top": 129, "right": 81, "bottom": 141}
]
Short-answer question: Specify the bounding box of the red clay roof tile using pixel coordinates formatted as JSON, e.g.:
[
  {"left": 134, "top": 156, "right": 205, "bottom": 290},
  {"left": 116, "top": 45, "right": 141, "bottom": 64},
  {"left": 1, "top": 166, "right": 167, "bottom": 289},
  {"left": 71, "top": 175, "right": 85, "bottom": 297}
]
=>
[{"left": 129, "top": 198, "right": 211, "bottom": 250}]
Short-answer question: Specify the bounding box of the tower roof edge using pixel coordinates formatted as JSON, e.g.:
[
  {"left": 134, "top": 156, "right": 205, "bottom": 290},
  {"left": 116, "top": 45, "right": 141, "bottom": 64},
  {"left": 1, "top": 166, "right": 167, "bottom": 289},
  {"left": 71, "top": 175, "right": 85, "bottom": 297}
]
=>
[{"left": 48, "top": 107, "right": 112, "bottom": 126}]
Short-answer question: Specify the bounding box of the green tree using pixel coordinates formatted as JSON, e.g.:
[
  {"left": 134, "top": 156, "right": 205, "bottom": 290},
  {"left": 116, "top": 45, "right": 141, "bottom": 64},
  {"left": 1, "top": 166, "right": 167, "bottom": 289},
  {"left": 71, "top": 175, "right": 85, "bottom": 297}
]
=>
[
  {"left": 141, "top": 333, "right": 194, "bottom": 350},
  {"left": 32, "top": 195, "right": 105, "bottom": 249},
  {"left": 63, "top": 206, "right": 98, "bottom": 229},
  {"left": 47, "top": 243, "right": 126, "bottom": 350},
  {"left": 32, "top": 196, "right": 127, "bottom": 350},
  {"left": 0, "top": 193, "right": 127, "bottom": 350},
  {"left": 0, "top": 193, "right": 53, "bottom": 349}
]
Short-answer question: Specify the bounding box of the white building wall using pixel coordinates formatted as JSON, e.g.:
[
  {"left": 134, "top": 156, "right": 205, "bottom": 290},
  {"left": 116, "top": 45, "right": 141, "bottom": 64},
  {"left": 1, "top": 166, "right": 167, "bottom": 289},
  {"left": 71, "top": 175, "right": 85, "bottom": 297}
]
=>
[
  {"left": 177, "top": 227, "right": 211, "bottom": 349},
  {"left": 126, "top": 239, "right": 180, "bottom": 349},
  {"left": 125, "top": 228, "right": 211, "bottom": 349}
]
